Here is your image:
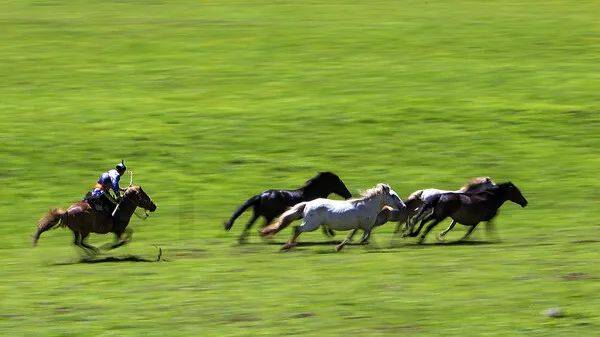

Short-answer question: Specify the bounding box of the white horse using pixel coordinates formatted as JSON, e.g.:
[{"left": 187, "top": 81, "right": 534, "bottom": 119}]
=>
[
  {"left": 401, "top": 177, "right": 496, "bottom": 237},
  {"left": 261, "top": 183, "right": 406, "bottom": 251}
]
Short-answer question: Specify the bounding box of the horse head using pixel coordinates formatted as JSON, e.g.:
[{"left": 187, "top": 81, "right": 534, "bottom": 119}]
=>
[
  {"left": 311, "top": 172, "right": 352, "bottom": 199},
  {"left": 501, "top": 182, "right": 528, "bottom": 207},
  {"left": 376, "top": 183, "right": 406, "bottom": 211},
  {"left": 125, "top": 186, "right": 157, "bottom": 212}
]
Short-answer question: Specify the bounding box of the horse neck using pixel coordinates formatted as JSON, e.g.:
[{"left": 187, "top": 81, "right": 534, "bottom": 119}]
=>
[
  {"left": 354, "top": 193, "right": 385, "bottom": 208},
  {"left": 299, "top": 182, "right": 329, "bottom": 200},
  {"left": 477, "top": 189, "right": 508, "bottom": 209},
  {"left": 116, "top": 195, "right": 137, "bottom": 222}
]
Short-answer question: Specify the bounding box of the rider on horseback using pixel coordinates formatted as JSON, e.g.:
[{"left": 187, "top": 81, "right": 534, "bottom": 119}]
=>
[{"left": 85, "top": 161, "right": 127, "bottom": 215}]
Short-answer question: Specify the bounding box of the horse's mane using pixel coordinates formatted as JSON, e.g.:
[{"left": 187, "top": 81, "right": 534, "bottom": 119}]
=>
[
  {"left": 460, "top": 177, "right": 494, "bottom": 191},
  {"left": 301, "top": 172, "right": 335, "bottom": 189},
  {"left": 124, "top": 185, "right": 141, "bottom": 196},
  {"left": 352, "top": 183, "right": 388, "bottom": 201},
  {"left": 302, "top": 176, "right": 317, "bottom": 188},
  {"left": 496, "top": 182, "right": 513, "bottom": 189}
]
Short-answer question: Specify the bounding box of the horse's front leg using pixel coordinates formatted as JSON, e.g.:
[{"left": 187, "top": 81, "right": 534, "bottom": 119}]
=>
[
  {"left": 394, "top": 222, "right": 404, "bottom": 234},
  {"left": 417, "top": 219, "right": 443, "bottom": 244},
  {"left": 460, "top": 224, "right": 478, "bottom": 241},
  {"left": 359, "top": 229, "right": 372, "bottom": 244},
  {"left": 485, "top": 220, "right": 500, "bottom": 242},
  {"left": 407, "top": 216, "right": 430, "bottom": 238},
  {"left": 106, "top": 228, "right": 133, "bottom": 250},
  {"left": 335, "top": 229, "right": 358, "bottom": 252}
]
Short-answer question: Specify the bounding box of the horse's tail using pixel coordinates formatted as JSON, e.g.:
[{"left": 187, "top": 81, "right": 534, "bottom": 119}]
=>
[
  {"left": 224, "top": 195, "right": 261, "bottom": 231},
  {"left": 33, "top": 208, "right": 67, "bottom": 246},
  {"left": 260, "top": 203, "right": 307, "bottom": 236}
]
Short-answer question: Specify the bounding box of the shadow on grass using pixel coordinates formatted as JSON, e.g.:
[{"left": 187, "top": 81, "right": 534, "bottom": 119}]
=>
[
  {"left": 264, "top": 240, "right": 372, "bottom": 247},
  {"left": 234, "top": 236, "right": 507, "bottom": 253},
  {"left": 52, "top": 255, "right": 160, "bottom": 265},
  {"left": 571, "top": 239, "right": 600, "bottom": 244},
  {"left": 81, "top": 255, "right": 160, "bottom": 263},
  {"left": 385, "top": 239, "right": 499, "bottom": 249},
  {"left": 52, "top": 246, "right": 165, "bottom": 265}
]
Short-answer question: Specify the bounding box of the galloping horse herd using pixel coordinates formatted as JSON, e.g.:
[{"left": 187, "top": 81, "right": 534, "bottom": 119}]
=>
[{"left": 34, "top": 171, "right": 527, "bottom": 254}]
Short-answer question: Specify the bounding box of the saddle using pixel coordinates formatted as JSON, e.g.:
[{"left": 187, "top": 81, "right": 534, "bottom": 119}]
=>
[{"left": 84, "top": 192, "right": 117, "bottom": 216}]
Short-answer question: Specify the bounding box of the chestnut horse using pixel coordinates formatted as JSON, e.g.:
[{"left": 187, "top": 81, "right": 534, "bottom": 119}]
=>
[{"left": 33, "top": 186, "right": 157, "bottom": 253}]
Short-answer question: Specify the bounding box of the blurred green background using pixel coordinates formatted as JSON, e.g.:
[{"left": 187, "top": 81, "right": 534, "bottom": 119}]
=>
[{"left": 1, "top": 1, "right": 599, "bottom": 336}]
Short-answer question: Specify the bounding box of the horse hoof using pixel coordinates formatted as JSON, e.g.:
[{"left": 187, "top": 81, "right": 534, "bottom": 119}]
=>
[
  {"left": 335, "top": 244, "right": 344, "bottom": 252},
  {"left": 259, "top": 230, "right": 271, "bottom": 237},
  {"left": 281, "top": 243, "right": 297, "bottom": 251}
]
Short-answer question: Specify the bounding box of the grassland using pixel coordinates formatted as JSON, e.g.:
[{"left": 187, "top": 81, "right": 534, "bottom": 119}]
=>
[{"left": 1, "top": 1, "right": 599, "bottom": 336}]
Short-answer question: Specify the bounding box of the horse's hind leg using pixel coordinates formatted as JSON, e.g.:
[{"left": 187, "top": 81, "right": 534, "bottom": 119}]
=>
[
  {"left": 239, "top": 213, "right": 259, "bottom": 243},
  {"left": 281, "top": 217, "right": 321, "bottom": 250},
  {"left": 281, "top": 225, "right": 302, "bottom": 250},
  {"left": 437, "top": 220, "right": 457, "bottom": 241},
  {"left": 322, "top": 226, "right": 336, "bottom": 238},
  {"left": 72, "top": 231, "right": 90, "bottom": 254},
  {"left": 78, "top": 233, "right": 99, "bottom": 255},
  {"left": 335, "top": 229, "right": 358, "bottom": 252},
  {"left": 72, "top": 231, "right": 81, "bottom": 246}
]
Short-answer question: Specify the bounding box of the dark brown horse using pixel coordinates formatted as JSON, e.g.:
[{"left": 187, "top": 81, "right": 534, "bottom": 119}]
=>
[
  {"left": 400, "top": 177, "right": 497, "bottom": 234},
  {"left": 224, "top": 172, "right": 352, "bottom": 243},
  {"left": 407, "top": 182, "right": 527, "bottom": 243},
  {"left": 33, "top": 186, "right": 157, "bottom": 253}
]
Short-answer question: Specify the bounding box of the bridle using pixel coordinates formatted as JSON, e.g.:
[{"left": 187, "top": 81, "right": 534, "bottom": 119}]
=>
[{"left": 112, "top": 171, "right": 152, "bottom": 220}]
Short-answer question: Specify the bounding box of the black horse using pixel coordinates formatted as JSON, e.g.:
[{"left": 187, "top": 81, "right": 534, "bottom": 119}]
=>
[
  {"left": 224, "top": 172, "right": 352, "bottom": 243},
  {"left": 407, "top": 182, "right": 528, "bottom": 243}
]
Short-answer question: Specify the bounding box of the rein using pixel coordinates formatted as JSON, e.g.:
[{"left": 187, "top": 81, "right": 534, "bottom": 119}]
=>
[
  {"left": 112, "top": 172, "right": 152, "bottom": 221},
  {"left": 116, "top": 192, "right": 151, "bottom": 221},
  {"left": 134, "top": 208, "right": 150, "bottom": 220}
]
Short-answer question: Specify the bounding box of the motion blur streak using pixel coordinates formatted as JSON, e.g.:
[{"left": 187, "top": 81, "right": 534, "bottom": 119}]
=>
[{"left": 1, "top": 1, "right": 598, "bottom": 336}]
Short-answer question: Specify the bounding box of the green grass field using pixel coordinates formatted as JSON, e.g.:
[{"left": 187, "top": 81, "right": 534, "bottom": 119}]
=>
[{"left": 1, "top": 1, "right": 599, "bottom": 335}]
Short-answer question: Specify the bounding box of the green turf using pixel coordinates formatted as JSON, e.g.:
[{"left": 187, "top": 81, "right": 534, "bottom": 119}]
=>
[{"left": 1, "top": 0, "right": 599, "bottom": 335}]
